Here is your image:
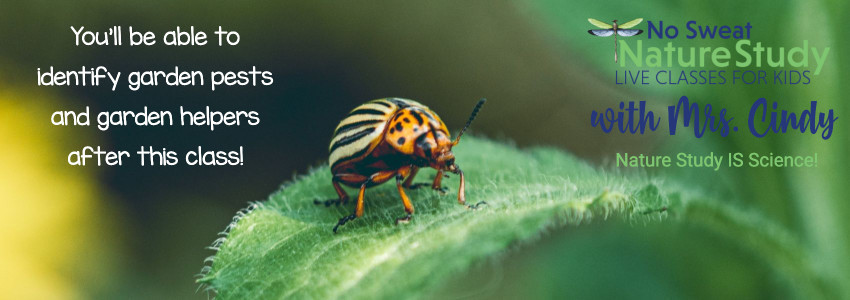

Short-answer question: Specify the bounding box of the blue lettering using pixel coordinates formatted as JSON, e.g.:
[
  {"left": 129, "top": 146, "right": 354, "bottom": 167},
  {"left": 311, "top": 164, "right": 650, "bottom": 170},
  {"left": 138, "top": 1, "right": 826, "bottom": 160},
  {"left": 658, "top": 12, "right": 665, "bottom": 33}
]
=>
[{"left": 686, "top": 21, "right": 697, "bottom": 39}]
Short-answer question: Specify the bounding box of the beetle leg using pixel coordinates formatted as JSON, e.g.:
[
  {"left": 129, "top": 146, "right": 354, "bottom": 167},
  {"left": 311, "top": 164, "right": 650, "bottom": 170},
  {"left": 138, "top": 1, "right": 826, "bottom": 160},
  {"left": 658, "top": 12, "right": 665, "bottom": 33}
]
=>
[
  {"left": 431, "top": 170, "right": 448, "bottom": 194},
  {"left": 333, "top": 183, "right": 366, "bottom": 233},
  {"left": 333, "top": 214, "right": 357, "bottom": 234},
  {"left": 405, "top": 168, "right": 448, "bottom": 194},
  {"left": 314, "top": 174, "right": 362, "bottom": 207},
  {"left": 314, "top": 180, "right": 348, "bottom": 207},
  {"left": 405, "top": 182, "right": 434, "bottom": 190},
  {"left": 402, "top": 166, "right": 419, "bottom": 188},
  {"left": 403, "top": 166, "right": 437, "bottom": 190},
  {"left": 455, "top": 167, "right": 486, "bottom": 210},
  {"left": 395, "top": 167, "right": 415, "bottom": 224},
  {"left": 333, "top": 170, "right": 397, "bottom": 233}
]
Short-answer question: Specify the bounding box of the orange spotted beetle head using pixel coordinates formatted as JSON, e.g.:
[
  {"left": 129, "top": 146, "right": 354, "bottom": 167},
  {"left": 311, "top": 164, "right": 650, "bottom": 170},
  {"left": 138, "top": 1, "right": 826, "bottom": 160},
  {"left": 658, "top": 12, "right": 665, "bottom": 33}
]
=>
[
  {"left": 430, "top": 140, "right": 456, "bottom": 172},
  {"left": 429, "top": 98, "right": 486, "bottom": 173},
  {"left": 384, "top": 98, "right": 485, "bottom": 173}
]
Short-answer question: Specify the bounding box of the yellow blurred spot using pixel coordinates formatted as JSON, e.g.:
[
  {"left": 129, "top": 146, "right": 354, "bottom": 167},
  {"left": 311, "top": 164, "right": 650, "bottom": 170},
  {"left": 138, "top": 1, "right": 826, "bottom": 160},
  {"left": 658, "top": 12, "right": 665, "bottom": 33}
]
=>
[{"left": 0, "top": 89, "right": 120, "bottom": 299}]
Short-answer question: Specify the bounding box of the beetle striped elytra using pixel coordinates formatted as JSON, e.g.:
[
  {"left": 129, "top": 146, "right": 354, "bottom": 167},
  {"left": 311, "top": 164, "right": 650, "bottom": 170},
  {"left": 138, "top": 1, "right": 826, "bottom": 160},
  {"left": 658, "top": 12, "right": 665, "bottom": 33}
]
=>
[{"left": 315, "top": 97, "right": 487, "bottom": 233}]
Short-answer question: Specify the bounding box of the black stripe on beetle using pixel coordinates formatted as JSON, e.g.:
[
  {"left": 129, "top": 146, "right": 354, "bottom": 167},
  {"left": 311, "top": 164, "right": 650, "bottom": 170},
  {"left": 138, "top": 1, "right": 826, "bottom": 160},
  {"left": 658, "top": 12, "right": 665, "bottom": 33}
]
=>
[
  {"left": 394, "top": 123, "right": 403, "bottom": 131},
  {"left": 371, "top": 100, "right": 392, "bottom": 108},
  {"left": 388, "top": 98, "right": 410, "bottom": 108},
  {"left": 421, "top": 110, "right": 437, "bottom": 124},
  {"left": 348, "top": 108, "right": 386, "bottom": 116},
  {"left": 330, "top": 127, "right": 375, "bottom": 153},
  {"left": 331, "top": 143, "right": 372, "bottom": 169},
  {"left": 335, "top": 119, "right": 383, "bottom": 135},
  {"left": 397, "top": 137, "right": 406, "bottom": 145}
]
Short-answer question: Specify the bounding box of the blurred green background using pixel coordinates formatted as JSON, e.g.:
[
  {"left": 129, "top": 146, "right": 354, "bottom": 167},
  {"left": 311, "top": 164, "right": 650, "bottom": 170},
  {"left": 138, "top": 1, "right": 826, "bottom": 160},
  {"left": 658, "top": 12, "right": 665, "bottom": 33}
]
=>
[{"left": 0, "top": 0, "right": 847, "bottom": 299}]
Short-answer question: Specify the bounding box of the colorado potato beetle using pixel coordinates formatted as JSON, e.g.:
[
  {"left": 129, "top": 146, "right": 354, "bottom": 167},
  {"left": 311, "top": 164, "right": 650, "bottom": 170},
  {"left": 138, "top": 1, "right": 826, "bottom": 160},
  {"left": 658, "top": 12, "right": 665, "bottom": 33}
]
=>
[{"left": 315, "top": 97, "right": 486, "bottom": 233}]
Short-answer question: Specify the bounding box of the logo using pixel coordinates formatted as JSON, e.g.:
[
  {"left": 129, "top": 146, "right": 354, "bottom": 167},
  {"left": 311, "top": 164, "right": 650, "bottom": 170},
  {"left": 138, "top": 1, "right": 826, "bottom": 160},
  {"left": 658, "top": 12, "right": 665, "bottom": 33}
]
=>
[{"left": 587, "top": 18, "right": 644, "bottom": 63}]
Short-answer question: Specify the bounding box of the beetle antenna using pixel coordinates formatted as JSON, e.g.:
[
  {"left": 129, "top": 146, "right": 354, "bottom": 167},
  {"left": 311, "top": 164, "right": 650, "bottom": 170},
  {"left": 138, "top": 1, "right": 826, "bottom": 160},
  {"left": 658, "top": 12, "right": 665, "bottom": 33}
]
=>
[{"left": 453, "top": 98, "right": 486, "bottom": 145}]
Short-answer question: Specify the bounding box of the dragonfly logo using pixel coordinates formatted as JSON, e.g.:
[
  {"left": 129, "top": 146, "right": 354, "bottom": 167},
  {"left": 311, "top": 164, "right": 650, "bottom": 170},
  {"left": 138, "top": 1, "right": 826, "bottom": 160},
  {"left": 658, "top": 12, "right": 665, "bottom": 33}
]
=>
[{"left": 588, "top": 18, "right": 644, "bottom": 63}]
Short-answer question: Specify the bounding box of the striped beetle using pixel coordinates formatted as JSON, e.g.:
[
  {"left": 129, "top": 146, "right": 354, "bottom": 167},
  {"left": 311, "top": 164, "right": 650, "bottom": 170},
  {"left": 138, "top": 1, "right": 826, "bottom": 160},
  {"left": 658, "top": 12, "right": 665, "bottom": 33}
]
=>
[{"left": 316, "top": 98, "right": 486, "bottom": 233}]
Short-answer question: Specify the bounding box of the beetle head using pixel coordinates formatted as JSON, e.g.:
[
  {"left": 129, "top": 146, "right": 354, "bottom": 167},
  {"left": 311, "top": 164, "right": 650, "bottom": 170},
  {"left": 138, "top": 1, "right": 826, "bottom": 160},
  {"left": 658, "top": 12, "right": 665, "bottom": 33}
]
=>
[
  {"left": 414, "top": 98, "right": 485, "bottom": 172},
  {"left": 431, "top": 147, "right": 457, "bottom": 173},
  {"left": 434, "top": 98, "right": 486, "bottom": 173}
]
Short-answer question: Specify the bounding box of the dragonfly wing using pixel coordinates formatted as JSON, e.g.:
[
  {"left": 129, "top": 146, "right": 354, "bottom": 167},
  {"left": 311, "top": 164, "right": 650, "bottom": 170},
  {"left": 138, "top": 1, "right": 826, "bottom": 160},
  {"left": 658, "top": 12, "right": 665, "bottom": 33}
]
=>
[
  {"left": 588, "top": 18, "right": 613, "bottom": 29},
  {"left": 588, "top": 29, "right": 615, "bottom": 37},
  {"left": 617, "top": 29, "right": 643, "bottom": 37},
  {"left": 618, "top": 18, "right": 644, "bottom": 29}
]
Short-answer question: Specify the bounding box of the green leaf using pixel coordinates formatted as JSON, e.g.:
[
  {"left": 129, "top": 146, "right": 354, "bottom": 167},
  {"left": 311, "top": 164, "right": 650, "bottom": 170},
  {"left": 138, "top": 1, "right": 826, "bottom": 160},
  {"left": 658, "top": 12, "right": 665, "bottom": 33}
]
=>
[{"left": 197, "top": 137, "right": 833, "bottom": 299}]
